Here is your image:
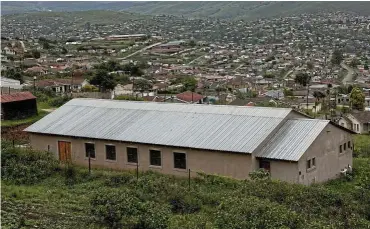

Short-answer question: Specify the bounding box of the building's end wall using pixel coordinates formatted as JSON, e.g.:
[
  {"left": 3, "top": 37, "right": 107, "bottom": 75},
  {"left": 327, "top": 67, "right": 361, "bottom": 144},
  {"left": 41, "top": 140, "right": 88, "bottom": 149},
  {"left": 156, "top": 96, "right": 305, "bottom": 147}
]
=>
[
  {"left": 270, "top": 160, "right": 298, "bottom": 183},
  {"left": 298, "top": 124, "right": 353, "bottom": 185},
  {"left": 28, "top": 133, "right": 253, "bottom": 180}
]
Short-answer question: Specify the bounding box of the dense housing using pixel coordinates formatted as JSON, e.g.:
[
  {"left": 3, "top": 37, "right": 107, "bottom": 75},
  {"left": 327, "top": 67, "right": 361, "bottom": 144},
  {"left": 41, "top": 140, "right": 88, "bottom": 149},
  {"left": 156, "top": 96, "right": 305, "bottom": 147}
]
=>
[{"left": 25, "top": 98, "right": 354, "bottom": 185}]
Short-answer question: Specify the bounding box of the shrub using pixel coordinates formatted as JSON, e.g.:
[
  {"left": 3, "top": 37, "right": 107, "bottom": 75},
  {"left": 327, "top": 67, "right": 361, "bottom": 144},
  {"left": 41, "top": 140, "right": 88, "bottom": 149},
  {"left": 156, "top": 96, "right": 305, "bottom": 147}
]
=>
[
  {"left": 249, "top": 168, "right": 270, "bottom": 181},
  {"left": 90, "top": 188, "right": 140, "bottom": 229},
  {"left": 168, "top": 214, "right": 215, "bottom": 229},
  {"left": 215, "top": 196, "right": 303, "bottom": 229},
  {"left": 1, "top": 147, "right": 59, "bottom": 185},
  {"left": 90, "top": 189, "right": 171, "bottom": 229},
  {"left": 48, "top": 95, "right": 72, "bottom": 107}
]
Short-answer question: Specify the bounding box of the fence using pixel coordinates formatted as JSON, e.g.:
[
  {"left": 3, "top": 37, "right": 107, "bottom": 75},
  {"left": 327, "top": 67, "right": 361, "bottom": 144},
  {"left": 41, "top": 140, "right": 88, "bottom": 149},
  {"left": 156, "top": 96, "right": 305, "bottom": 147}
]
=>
[{"left": 1, "top": 87, "right": 22, "bottom": 95}]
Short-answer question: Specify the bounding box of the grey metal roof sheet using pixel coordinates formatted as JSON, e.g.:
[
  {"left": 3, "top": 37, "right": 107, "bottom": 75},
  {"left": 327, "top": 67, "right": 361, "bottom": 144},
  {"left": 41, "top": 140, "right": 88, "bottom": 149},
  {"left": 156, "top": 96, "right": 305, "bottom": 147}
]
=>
[
  {"left": 256, "top": 119, "right": 329, "bottom": 161},
  {"left": 25, "top": 98, "right": 294, "bottom": 153}
]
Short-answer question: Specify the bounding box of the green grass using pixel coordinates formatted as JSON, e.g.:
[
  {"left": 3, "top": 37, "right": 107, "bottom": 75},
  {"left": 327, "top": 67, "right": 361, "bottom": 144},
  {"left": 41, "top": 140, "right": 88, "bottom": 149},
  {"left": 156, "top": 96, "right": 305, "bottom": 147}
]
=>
[
  {"left": 1, "top": 110, "right": 49, "bottom": 128},
  {"left": 354, "top": 134, "right": 370, "bottom": 157}
]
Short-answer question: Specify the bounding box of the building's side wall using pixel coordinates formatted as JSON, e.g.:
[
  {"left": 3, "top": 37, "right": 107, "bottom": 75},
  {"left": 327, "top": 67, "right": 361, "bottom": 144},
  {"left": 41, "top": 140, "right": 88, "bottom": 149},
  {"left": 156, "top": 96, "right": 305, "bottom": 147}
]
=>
[
  {"left": 270, "top": 160, "right": 298, "bottom": 183},
  {"left": 346, "top": 115, "right": 363, "bottom": 134},
  {"left": 297, "top": 124, "right": 353, "bottom": 185},
  {"left": 338, "top": 117, "right": 350, "bottom": 129},
  {"left": 29, "top": 134, "right": 252, "bottom": 179}
]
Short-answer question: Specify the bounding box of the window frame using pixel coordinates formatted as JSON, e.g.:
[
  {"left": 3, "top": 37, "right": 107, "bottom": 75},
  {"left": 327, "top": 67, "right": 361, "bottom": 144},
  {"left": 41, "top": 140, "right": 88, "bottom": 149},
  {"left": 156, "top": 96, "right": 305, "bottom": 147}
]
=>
[
  {"left": 307, "top": 159, "right": 311, "bottom": 169},
  {"left": 348, "top": 141, "right": 351, "bottom": 149},
  {"left": 311, "top": 157, "right": 316, "bottom": 167},
  {"left": 339, "top": 144, "right": 343, "bottom": 154},
  {"left": 126, "top": 146, "right": 138, "bottom": 164},
  {"left": 84, "top": 142, "right": 96, "bottom": 159},
  {"left": 149, "top": 149, "right": 162, "bottom": 167},
  {"left": 105, "top": 144, "right": 117, "bottom": 161},
  {"left": 173, "top": 151, "right": 187, "bottom": 170},
  {"left": 344, "top": 142, "right": 347, "bottom": 151}
]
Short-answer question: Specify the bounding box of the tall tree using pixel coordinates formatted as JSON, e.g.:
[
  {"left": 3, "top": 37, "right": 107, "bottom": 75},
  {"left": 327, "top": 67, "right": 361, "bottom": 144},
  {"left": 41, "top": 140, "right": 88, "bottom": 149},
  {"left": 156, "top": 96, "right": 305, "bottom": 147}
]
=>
[
  {"left": 182, "top": 77, "right": 197, "bottom": 92},
  {"left": 90, "top": 69, "right": 116, "bottom": 92},
  {"left": 331, "top": 49, "right": 343, "bottom": 65},
  {"left": 294, "top": 72, "right": 311, "bottom": 87},
  {"left": 350, "top": 87, "right": 365, "bottom": 111},
  {"left": 349, "top": 58, "right": 360, "bottom": 68}
]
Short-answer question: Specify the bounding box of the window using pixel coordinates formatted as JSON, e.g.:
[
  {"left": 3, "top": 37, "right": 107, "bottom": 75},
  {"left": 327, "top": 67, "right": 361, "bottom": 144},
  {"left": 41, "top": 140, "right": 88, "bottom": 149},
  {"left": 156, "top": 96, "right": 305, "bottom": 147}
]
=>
[
  {"left": 344, "top": 143, "right": 347, "bottom": 150},
  {"left": 348, "top": 141, "right": 351, "bottom": 149},
  {"left": 105, "top": 145, "right": 116, "bottom": 161},
  {"left": 340, "top": 145, "right": 343, "bottom": 153},
  {"left": 307, "top": 159, "right": 311, "bottom": 169},
  {"left": 85, "top": 143, "right": 95, "bottom": 158},
  {"left": 127, "top": 147, "right": 138, "bottom": 163},
  {"left": 312, "top": 157, "right": 316, "bottom": 167},
  {"left": 173, "top": 152, "right": 186, "bottom": 169},
  {"left": 150, "top": 150, "right": 161, "bottom": 166},
  {"left": 357, "top": 124, "right": 359, "bottom": 131}
]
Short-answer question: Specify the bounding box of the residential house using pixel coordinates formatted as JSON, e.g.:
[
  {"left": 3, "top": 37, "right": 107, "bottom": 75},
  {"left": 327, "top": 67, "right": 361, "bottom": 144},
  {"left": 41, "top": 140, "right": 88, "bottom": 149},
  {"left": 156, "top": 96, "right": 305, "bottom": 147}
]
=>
[
  {"left": 24, "top": 66, "right": 48, "bottom": 76},
  {"left": 36, "top": 78, "right": 88, "bottom": 93},
  {"left": 1, "top": 91, "right": 37, "bottom": 120},
  {"left": 176, "top": 91, "right": 205, "bottom": 104},
  {"left": 338, "top": 111, "right": 370, "bottom": 134},
  {"left": 25, "top": 99, "right": 354, "bottom": 185}
]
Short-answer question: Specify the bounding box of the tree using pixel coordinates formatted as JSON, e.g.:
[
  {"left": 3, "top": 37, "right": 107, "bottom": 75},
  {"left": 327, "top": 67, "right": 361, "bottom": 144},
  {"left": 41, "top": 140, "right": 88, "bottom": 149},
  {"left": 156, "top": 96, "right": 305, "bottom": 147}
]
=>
[
  {"left": 349, "top": 58, "right": 361, "bottom": 68},
  {"left": 182, "top": 77, "right": 197, "bottom": 92},
  {"left": 133, "top": 79, "right": 152, "bottom": 95},
  {"left": 350, "top": 87, "right": 365, "bottom": 111},
  {"left": 189, "top": 40, "right": 196, "bottom": 47},
  {"left": 90, "top": 69, "right": 117, "bottom": 92},
  {"left": 42, "top": 42, "right": 51, "bottom": 50},
  {"left": 4, "top": 69, "right": 24, "bottom": 84},
  {"left": 61, "top": 47, "right": 68, "bottom": 54},
  {"left": 364, "top": 63, "right": 369, "bottom": 70},
  {"left": 331, "top": 49, "right": 343, "bottom": 65},
  {"left": 313, "top": 91, "right": 326, "bottom": 102},
  {"left": 294, "top": 72, "right": 311, "bottom": 87},
  {"left": 31, "top": 50, "right": 41, "bottom": 59},
  {"left": 307, "top": 61, "right": 314, "bottom": 70}
]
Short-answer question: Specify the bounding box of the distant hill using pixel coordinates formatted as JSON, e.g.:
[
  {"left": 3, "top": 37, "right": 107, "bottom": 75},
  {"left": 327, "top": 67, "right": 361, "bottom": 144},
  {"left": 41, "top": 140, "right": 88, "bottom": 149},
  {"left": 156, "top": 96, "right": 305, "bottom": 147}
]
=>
[
  {"left": 2, "top": 10, "right": 148, "bottom": 25},
  {"left": 124, "top": 1, "right": 370, "bottom": 20},
  {"left": 2, "top": 1, "right": 370, "bottom": 20}
]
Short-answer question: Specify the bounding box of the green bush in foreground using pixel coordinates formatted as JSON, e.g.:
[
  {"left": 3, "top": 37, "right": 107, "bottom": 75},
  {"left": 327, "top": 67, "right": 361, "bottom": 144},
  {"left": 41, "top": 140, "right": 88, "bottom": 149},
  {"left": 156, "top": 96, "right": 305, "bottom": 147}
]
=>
[{"left": 1, "top": 146, "right": 58, "bottom": 185}]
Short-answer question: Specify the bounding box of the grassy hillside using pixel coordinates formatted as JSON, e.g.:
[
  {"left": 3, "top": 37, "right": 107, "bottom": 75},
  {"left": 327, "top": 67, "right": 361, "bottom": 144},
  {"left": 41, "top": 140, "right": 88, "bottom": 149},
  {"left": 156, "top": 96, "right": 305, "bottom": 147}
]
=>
[
  {"left": 125, "top": 1, "right": 370, "bottom": 20},
  {"left": 2, "top": 1, "right": 370, "bottom": 20},
  {"left": 2, "top": 10, "right": 148, "bottom": 25},
  {"left": 1, "top": 140, "right": 370, "bottom": 229}
]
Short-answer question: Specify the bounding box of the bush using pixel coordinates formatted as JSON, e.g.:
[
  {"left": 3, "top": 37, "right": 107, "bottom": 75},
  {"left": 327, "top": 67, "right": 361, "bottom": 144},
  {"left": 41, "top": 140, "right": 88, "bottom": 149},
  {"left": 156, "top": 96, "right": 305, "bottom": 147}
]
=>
[
  {"left": 215, "top": 196, "right": 303, "bottom": 229},
  {"left": 90, "top": 189, "right": 171, "bottom": 229},
  {"left": 49, "top": 96, "right": 72, "bottom": 107},
  {"left": 114, "top": 95, "right": 144, "bottom": 101},
  {"left": 90, "top": 188, "right": 140, "bottom": 229},
  {"left": 1, "top": 146, "right": 59, "bottom": 185}
]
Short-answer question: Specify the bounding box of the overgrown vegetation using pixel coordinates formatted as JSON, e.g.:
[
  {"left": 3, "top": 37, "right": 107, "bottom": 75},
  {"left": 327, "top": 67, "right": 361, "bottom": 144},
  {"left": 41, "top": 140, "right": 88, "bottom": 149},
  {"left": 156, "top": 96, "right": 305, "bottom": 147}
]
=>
[{"left": 2, "top": 138, "right": 370, "bottom": 229}]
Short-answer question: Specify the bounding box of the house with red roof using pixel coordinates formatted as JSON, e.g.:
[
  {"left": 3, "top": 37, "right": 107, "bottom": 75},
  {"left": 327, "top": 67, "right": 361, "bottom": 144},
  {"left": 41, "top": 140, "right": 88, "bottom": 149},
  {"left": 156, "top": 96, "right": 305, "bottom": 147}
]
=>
[
  {"left": 176, "top": 91, "right": 205, "bottom": 104},
  {"left": 1, "top": 91, "right": 37, "bottom": 120}
]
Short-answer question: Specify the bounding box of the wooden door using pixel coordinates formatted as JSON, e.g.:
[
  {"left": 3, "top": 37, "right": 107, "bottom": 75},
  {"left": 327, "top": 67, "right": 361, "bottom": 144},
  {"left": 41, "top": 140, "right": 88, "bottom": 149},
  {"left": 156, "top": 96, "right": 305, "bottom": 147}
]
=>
[{"left": 58, "top": 141, "right": 71, "bottom": 162}]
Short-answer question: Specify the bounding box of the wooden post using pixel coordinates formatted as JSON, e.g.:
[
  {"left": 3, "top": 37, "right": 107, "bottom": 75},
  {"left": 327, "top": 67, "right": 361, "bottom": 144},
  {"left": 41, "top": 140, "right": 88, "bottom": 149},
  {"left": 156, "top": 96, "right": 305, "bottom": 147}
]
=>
[
  {"left": 88, "top": 152, "right": 91, "bottom": 175},
  {"left": 188, "top": 169, "right": 190, "bottom": 190},
  {"left": 136, "top": 162, "right": 139, "bottom": 180}
]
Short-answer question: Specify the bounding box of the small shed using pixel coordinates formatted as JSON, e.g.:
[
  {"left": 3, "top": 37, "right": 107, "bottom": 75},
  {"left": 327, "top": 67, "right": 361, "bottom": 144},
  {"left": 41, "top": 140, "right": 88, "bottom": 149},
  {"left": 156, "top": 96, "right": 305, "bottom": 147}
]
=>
[{"left": 1, "top": 91, "right": 37, "bottom": 120}]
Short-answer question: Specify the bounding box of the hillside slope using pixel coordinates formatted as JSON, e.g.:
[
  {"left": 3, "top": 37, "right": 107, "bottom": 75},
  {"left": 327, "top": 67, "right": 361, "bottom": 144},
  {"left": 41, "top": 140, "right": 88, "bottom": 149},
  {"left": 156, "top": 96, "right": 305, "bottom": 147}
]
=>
[{"left": 2, "top": 1, "right": 370, "bottom": 20}]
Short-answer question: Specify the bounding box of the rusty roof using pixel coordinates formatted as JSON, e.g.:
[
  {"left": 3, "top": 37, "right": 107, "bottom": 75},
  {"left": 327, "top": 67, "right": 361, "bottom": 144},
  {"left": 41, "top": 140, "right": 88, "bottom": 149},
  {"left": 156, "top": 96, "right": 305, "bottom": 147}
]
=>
[{"left": 1, "top": 91, "right": 36, "bottom": 103}]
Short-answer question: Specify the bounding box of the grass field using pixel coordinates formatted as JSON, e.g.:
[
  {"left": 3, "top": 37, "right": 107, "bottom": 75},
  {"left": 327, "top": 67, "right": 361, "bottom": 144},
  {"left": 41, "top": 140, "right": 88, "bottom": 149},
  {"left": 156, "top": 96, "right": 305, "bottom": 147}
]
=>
[
  {"left": 1, "top": 145, "right": 370, "bottom": 229},
  {"left": 1, "top": 110, "right": 49, "bottom": 128}
]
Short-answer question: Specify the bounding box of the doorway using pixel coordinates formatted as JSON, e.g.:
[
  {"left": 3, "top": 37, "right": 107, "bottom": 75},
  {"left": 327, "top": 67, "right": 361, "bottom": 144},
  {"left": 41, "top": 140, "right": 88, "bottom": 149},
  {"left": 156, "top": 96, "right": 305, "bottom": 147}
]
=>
[
  {"left": 259, "top": 160, "right": 271, "bottom": 173},
  {"left": 58, "top": 141, "right": 72, "bottom": 162}
]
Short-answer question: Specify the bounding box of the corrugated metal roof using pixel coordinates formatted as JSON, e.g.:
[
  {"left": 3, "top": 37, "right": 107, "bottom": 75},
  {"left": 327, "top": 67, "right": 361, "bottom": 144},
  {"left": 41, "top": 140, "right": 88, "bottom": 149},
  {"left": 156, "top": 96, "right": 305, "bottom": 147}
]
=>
[
  {"left": 25, "top": 98, "right": 294, "bottom": 153},
  {"left": 256, "top": 119, "right": 329, "bottom": 161},
  {"left": 1, "top": 91, "right": 36, "bottom": 103}
]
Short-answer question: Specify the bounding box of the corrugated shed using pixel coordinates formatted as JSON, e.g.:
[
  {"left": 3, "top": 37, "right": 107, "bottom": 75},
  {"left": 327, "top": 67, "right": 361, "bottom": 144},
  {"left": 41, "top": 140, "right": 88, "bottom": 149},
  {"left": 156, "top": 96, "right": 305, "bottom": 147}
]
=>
[
  {"left": 1, "top": 91, "right": 36, "bottom": 103},
  {"left": 256, "top": 119, "right": 329, "bottom": 161},
  {"left": 25, "top": 98, "right": 293, "bottom": 153}
]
